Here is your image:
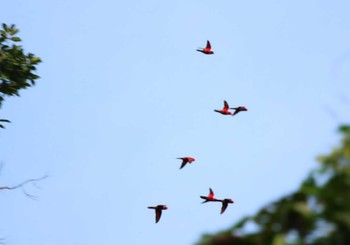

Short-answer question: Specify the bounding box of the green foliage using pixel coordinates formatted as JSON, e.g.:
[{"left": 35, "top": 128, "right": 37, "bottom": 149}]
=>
[
  {"left": 0, "top": 23, "right": 41, "bottom": 109},
  {"left": 196, "top": 125, "right": 350, "bottom": 245}
]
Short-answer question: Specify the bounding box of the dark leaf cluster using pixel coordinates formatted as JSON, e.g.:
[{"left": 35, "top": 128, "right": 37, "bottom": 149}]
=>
[
  {"left": 0, "top": 23, "right": 41, "bottom": 109},
  {"left": 0, "top": 119, "right": 10, "bottom": 129}
]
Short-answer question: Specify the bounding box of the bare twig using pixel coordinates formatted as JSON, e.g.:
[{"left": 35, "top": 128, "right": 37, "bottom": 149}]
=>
[{"left": 0, "top": 175, "right": 48, "bottom": 200}]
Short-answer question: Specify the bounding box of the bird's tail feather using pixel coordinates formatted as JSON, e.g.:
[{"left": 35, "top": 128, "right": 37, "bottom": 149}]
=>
[{"left": 200, "top": 196, "right": 209, "bottom": 203}]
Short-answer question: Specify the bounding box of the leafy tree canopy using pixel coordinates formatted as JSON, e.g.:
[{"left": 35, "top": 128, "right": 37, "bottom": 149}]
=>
[
  {"left": 196, "top": 125, "right": 350, "bottom": 245},
  {"left": 0, "top": 23, "right": 41, "bottom": 128}
]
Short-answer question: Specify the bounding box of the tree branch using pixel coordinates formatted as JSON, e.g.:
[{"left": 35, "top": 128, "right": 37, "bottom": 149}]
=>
[{"left": 0, "top": 175, "right": 48, "bottom": 200}]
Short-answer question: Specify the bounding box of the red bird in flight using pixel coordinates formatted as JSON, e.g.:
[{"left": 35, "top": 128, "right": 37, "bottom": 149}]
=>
[
  {"left": 148, "top": 205, "right": 168, "bottom": 223},
  {"left": 230, "top": 106, "right": 248, "bottom": 116},
  {"left": 200, "top": 188, "right": 221, "bottom": 203},
  {"left": 196, "top": 40, "right": 214, "bottom": 55},
  {"left": 214, "top": 100, "right": 232, "bottom": 115},
  {"left": 177, "top": 157, "right": 195, "bottom": 169},
  {"left": 220, "top": 198, "right": 234, "bottom": 214}
]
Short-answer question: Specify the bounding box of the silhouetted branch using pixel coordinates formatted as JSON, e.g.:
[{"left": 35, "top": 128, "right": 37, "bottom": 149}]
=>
[{"left": 0, "top": 175, "right": 48, "bottom": 200}]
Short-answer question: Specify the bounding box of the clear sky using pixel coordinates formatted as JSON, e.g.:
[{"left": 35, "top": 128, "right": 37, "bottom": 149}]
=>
[{"left": 1, "top": 1, "right": 350, "bottom": 244}]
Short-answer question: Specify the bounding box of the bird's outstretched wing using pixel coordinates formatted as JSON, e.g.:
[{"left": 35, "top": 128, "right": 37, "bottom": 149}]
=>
[
  {"left": 206, "top": 40, "right": 211, "bottom": 49},
  {"left": 180, "top": 159, "right": 187, "bottom": 169},
  {"left": 155, "top": 209, "right": 162, "bottom": 223},
  {"left": 221, "top": 202, "right": 228, "bottom": 214},
  {"left": 223, "top": 100, "right": 229, "bottom": 110},
  {"left": 208, "top": 188, "right": 214, "bottom": 198},
  {"left": 232, "top": 110, "right": 239, "bottom": 116}
]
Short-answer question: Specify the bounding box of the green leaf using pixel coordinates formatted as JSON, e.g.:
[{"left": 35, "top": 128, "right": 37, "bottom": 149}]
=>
[
  {"left": 272, "top": 234, "right": 286, "bottom": 245},
  {"left": 30, "top": 57, "right": 41, "bottom": 64},
  {"left": 339, "top": 125, "right": 350, "bottom": 134},
  {"left": 10, "top": 37, "right": 21, "bottom": 42},
  {"left": 2, "top": 23, "right": 9, "bottom": 32},
  {"left": 9, "top": 28, "right": 19, "bottom": 36}
]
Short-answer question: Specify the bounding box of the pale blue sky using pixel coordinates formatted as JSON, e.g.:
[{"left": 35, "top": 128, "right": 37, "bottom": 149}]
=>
[{"left": 1, "top": 1, "right": 350, "bottom": 244}]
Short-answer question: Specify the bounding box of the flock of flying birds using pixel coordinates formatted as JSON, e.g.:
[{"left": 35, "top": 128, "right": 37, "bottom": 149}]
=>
[{"left": 148, "top": 40, "right": 248, "bottom": 223}]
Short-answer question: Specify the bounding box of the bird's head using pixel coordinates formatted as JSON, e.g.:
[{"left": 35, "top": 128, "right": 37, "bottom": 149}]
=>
[{"left": 225, "top": 199, "right": 234, "bottom": 204}]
